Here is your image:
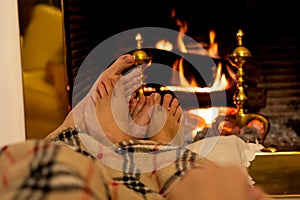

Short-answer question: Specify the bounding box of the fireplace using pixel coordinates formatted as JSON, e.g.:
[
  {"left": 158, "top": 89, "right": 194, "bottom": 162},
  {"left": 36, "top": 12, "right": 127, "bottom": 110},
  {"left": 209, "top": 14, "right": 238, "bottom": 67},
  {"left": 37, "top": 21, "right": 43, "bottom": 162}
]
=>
[{"left": 63, "top": 0, "right": 300, "bottom": 151}]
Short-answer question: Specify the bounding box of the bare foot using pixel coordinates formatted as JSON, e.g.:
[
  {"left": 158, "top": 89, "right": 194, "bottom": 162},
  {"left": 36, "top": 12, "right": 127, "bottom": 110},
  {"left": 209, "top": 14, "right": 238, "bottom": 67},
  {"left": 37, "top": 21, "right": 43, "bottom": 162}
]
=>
[
  {"left": 95, "top": 76, "right": 133, "bottom": 144},
  {"left": 129, "top": 93, "right": 156, "bottom": 127},
  {"left": 101, "top": 54, "right": 135, "bottom": 79},
  {"left": 44, "top": 54, "right": 135, "bottom": 141},
  {"left": 149, "top": 93, "right": 182, "bottom": 144},
  {"left": 128, "top": 92, "right": 160, "bottom": 138}
]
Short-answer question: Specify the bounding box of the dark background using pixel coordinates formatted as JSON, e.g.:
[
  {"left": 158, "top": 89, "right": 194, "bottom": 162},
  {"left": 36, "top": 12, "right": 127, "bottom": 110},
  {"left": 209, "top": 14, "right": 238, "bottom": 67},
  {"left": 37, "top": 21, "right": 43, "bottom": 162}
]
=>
[{"left": 79, "top": 0, "right": 300, "bottom": 56}]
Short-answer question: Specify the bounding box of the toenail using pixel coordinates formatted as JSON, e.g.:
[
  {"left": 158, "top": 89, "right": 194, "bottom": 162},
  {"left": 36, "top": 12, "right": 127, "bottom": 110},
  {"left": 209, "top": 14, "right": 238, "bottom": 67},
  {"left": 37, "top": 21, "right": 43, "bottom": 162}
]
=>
[
  {"left": 154, "top": 93, "right": 160, "bottom": 100},
  {"left": 125, "top": 55, "right": 134, "bottom": 64}
]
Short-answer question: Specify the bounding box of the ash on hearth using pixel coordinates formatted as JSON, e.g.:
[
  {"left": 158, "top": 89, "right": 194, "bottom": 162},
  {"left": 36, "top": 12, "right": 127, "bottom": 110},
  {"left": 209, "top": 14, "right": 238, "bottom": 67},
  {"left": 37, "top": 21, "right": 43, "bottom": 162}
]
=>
[{"left": 263, "top": 117, "right": 300, "bottom": 151}]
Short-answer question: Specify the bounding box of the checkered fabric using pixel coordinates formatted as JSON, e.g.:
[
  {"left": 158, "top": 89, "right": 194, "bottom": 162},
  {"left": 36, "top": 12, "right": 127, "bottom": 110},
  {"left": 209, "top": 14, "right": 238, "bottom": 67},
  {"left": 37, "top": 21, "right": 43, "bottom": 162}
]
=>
[{"left": 0, "top": 128, "right": 209, "bottom": 200}]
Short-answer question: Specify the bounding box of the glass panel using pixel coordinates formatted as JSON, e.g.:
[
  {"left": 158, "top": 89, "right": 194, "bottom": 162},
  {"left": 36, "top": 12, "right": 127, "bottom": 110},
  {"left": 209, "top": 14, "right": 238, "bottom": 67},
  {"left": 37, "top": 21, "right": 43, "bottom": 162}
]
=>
[{"left": 17, "top": 0, "right": 69, "bottom": 139}]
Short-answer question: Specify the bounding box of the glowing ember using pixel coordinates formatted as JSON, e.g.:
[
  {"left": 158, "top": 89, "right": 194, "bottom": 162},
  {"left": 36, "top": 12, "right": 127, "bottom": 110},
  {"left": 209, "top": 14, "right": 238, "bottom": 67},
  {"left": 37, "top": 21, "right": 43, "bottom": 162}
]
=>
[
  {"left": 143, "top": 87, "right": 157, "bottom": 93},
  {"left": 188, "top": 107, "right": 237, "bottom": 137}
]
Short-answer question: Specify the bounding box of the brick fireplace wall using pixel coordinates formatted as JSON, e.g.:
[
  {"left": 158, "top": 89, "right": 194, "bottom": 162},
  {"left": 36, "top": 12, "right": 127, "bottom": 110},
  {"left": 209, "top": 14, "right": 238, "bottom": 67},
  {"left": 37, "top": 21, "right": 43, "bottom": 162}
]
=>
[{"left": 250, "top": 26, "right": 300, "bottom": 151}]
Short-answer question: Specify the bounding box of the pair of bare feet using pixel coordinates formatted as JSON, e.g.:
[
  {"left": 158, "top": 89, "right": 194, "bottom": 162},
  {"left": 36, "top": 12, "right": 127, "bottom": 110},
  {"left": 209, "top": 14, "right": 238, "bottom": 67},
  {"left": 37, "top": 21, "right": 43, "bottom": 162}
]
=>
[
  {"left": 95, "top": 74, "right": 182, "bottom": 144},
  {"left": 46, "top": 54, "right": 183, "bottom": 145},
  {"left": 92, "top": 54, "right": 183, "bottom": 145}
]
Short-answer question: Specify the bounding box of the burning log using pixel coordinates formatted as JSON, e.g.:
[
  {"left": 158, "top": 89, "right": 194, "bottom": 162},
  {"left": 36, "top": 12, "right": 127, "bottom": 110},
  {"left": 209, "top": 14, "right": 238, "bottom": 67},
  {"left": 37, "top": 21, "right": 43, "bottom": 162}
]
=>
[{"left": 143, "top": 84, "right": 265, "bottom": 111}]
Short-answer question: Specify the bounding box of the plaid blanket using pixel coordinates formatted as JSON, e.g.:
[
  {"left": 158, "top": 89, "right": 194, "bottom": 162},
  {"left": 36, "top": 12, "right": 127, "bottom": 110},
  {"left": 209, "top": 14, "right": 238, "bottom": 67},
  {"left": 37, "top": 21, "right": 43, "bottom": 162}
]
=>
[{"left": 0, "top": 128, "right": 212, "bottom": 200}]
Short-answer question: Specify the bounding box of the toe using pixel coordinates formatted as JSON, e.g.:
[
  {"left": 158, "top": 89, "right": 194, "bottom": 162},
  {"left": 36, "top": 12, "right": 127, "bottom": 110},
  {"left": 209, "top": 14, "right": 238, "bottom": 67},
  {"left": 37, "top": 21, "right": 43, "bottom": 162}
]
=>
[
  {"left": 174, "top": 105, "right": 182, "bottom": 122},
  {"left": 151, "top": 92, "right": 161, "bottom": 105},
  {"left": 169, "top": 98, "right": 179, "bottom": 116},
  {"left": 162, "top": 93, "right": 172, "bottom": 110}
]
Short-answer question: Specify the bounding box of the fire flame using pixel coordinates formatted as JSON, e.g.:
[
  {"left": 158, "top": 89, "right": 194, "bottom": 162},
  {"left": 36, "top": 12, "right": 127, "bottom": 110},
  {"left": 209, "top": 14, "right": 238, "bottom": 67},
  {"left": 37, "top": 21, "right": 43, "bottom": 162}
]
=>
[
  {"left": 210, "top": 62, "right": 230, "bottom": 91},
  {"left": 155, "top": 40, "right": 173, "bottom": 51},
  {"left": 151, "top": 8, "right": 237, "bottom": 136},
  {"left": 176, "top": 19, "right": 188, "bottom": 53},
  {"left": 162, "top": 58, "right": 231, "bottom": 93},
  {"left": 170, "top": 58, "right": 190, "bottom": 87},
  {"left": 208, "top": 30, "right": 219, "bottom": 58},
  {"left": 155, "top": 7, "right": 207, "bottom": 55}
]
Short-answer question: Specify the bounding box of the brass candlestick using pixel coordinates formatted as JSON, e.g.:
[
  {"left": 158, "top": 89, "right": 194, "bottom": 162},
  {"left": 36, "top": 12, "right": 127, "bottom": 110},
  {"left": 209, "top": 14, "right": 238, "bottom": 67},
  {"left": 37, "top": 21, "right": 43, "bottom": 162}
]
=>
[
  {"left": 132, "top": 33, "right": 151, "bottom": 95},
  {"left": 212, "top": 29, "right": 269, "bottom": 144},
  {"left": 230, "top": 29, "right": 251, "bottom": 115}
]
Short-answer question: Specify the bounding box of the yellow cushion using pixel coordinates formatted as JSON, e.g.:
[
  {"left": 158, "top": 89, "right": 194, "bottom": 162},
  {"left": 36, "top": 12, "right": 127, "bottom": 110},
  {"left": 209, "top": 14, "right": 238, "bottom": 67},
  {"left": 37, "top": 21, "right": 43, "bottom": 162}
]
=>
[{"left": 21, "top": 4, "right": 63, "bottom": 71}]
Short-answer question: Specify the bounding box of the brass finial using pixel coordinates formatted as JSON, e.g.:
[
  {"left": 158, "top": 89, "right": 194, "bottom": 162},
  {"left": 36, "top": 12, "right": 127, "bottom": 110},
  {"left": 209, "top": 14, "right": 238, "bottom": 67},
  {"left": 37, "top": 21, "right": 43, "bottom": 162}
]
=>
[
  {"left": 135, "top": 33, "right": 143, "bottom": 49},
  {"left": 230, "top": 29, "right": 252, "bottom": 58},
  {"left": 132, "top": 33, "right": 151, "bottom": 65},
  {"left": 236, "top": 29, "right": 244, "bottom": 46}
]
